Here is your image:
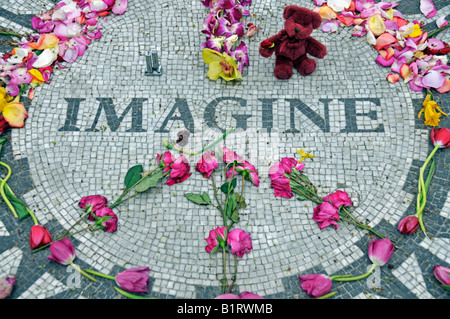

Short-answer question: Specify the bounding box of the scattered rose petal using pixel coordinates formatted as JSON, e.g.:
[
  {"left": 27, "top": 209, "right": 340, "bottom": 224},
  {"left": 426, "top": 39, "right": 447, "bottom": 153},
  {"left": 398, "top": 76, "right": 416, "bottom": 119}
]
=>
[
  {"left": 436, "top": 16, "right": 448, "bottom": 28},
  {"left": 422, "top": 70, "right": 447, "bottom": 88},
  {"left": 322, "top": 20, "right": 339, "bottom": 32},
  {"left": 319, "top": 6, "right": 337, "bottom": 20},
  {"left": 373, "top": 32, "right": 397, "bottom": 50},
  {"left": 420, "top": 0, "right": 437, "bottom": 19},
  {"left": 387, "top": 73, "right": 400, "bottom": 83},
  {"left": 327, "top": 0, "right": 352, "bottom": 12}
]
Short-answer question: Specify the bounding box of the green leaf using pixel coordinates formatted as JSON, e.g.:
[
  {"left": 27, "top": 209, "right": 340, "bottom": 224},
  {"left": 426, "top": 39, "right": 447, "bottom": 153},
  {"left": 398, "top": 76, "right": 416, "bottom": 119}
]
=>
[
  {"left": 201, "top": 192, "right": 212, "bottom": 205},
  {"left": 185, "top": 193, "right": 211, "bottom": 205},
  {"left": 4, "top": 187, "right": 29, "bottom": 220},
  {"left": 235, "top": 193, "right": 246, "bottom": 209},
  {"left": 124, "top": 165, "right": 143, "bottom": 189},
  {"left": 221, "top": 178, "right": 237, "bottom": 194},
  {"left": 134, "top": 170, "right": 163, "bottom": 193},
  {"left": 296, "top": 194, "right": 309, "bottom": 201},
  {"left": 230, "top": 210, "right": 240, "bottom": 223},
  {"left": 225, "top": 193, "right": 237, "bottom": 218},
  {"left": 424, "top": 158, "right": 435, "bottom": 194}
]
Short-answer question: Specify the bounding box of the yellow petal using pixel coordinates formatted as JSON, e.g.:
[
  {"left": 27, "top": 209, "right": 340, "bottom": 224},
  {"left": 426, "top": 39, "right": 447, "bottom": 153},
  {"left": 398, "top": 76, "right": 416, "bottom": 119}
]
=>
[
  {"left": 2, "top": 102, "right": 28, "bottom": 127},
  {"left": 202, "top": 48, "right": 225, "bottom": 65},
  {"left": 206, "top": 61, "right": 223, "bottom": 80},
  {"left": 29, "top": 69, "right": 45, "bottom": 82},
  {"left": 368, "top": 14, "right": 386, "bottom": 36},
  {"left": 319, "top": 6, "right": 337, "bottom": 20}
]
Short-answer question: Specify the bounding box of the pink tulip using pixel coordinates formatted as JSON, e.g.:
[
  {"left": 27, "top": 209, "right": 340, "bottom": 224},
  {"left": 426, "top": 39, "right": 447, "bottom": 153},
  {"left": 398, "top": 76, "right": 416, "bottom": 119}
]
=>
[
  {"left": 368, "top": 238, "right": 394, "bottom": 266},
  {"left": 166, "top": 155, "right": 191, "bottom": 186},
  {"left": 432, "top": 265, "right": 450, "bottom": 286},
  {"left": 29, "top": 225, "right": 52, "bottom": 249},
  {"left": 0, "top": 276, "right": 15, "bottom": 299},
  {"left": 430, "top": 128, "right": 450, "bottom": 149},
  {"left": 196, "top": 151, "right": 218, "bottom": 178},
  {"left": 115, "top": 267, "right": 150, "bottom": 293},
  {"left": 205, "top": 226, "right": 227, "bottom": 254},
  {"left": 323, "top": 190, "right": 353, "bottom": 209},
  {"left": 227, "top": 228, "right": 252, "bottom": 258},
  {"left": 312, "top": 202, "right": 340, "bottom": 230},
  {"left": 397, "top": 215, "right": 419, "bottom": 235},
  {"left": 299, "top": 274, "right": 332, "bottom": 298},
  {"left": 47, "top": 237, "right": 76, "bottom": 265},
  {"left": 79, "top": 195, "right": 108, "bottom": 213},
  {"left": 216, "top": 291, "right": 264, "bottom": 299}
]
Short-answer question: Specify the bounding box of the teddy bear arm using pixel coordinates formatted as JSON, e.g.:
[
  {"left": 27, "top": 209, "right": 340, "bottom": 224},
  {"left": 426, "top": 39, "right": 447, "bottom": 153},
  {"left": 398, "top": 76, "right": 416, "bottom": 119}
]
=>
[
  {"left": 306, "top": 37, "right": 327, "bottom": 59},
  {"left": 259, "top": 34, "right": 281, "bottom": 58}
]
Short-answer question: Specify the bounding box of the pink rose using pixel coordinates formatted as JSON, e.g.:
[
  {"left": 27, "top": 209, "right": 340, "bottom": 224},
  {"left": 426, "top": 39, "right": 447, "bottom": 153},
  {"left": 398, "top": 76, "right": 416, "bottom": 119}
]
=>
[
  {"left": 227, "top": 229, "right": 252, "bottom": 258},
  {"left": 269, "top": 174, "right": 293, "bottom": 199},
  {"left": 322, "top": 190, "right": 353, "bottom": 209},
  {"left": 78, "top": 195, "right": 107, "bottom": 213},
  {"left": 157, "top": 151, "right": 175, "bottom": 173},
  {"left": 196, "top": 151, "right": 218, "bottom": 178},
  {"left": 227, "top": 161, "right": 260, "bottom": 187},
  {"left": 94, "top": 206, "right": 118, "bottom": 233},
  {"left": 312, "top": 202, "right": 340, "bottom": 230},
  {"left": 205, "top": 226, "right": 227, "bottom": 254},
  {"left": 166, "top": 155, "right": 191, "bottom": 186},
  {"left": 222, "top": 147, "right": 245, "bottom": 164}
]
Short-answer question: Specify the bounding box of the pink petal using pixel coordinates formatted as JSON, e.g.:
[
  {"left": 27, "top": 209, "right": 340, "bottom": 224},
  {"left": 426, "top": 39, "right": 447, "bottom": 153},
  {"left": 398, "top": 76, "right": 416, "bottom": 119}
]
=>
[
  {"left": 420, "top": 0, "right": 437, "bottom": 19},
  {"left": 374, "top": 32, "right": 397, "bottom": 50},
  {"left": 422, "top": 70, "right": 446, "bottom": 88},
  {"left": 322, "top": 20, "right": 339, "bottom": 33},
  {"left": 436, "top": 16, "right": 448, "bottom": 28},
  {"left": 375, "top": 54, "right": 395, "bottom": 66},
  {"left": 112, "top": 0, "right": 127, "bottom": 15},
  {"left": 436, "top": 78, "right": 450, "bottom": 93},
  {"left": 386, "top": 73, "right": 400, "bottom": 83}
]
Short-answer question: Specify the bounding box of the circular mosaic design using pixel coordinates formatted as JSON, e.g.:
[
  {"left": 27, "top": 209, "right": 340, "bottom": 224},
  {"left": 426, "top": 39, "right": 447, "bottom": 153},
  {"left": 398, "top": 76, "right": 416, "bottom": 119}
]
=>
[{"left": 1, "top": 0, "right": 449, "bottom": 299}]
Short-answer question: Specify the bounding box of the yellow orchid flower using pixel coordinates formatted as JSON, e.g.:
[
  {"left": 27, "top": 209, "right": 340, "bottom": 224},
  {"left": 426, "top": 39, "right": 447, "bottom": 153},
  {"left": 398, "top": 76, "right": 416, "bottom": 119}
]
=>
[
  {"left": 0, "top": 88, "right": 28, "bottom": 128},
  {"left": 296, "top": 149, "right": 315, "bottom": 162},
  {"left": 202, "top": 48, "right": 242, "bottom": 81},
  {"left": 418, "top": 93, "right": 447, "bottom": 127}
]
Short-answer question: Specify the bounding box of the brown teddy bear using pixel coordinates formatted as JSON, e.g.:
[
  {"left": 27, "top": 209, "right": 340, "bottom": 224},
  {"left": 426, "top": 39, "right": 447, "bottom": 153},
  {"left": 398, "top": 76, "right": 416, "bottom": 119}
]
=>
[{"left": 259, "top": 5, "right": 327, "bottom": 79}]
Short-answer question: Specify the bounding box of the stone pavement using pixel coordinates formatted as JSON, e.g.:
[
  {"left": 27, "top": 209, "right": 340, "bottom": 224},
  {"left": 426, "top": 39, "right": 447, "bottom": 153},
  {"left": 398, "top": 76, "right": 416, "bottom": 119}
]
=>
[{"left": 0, "top": 0, "right": 449, "bottom": 300}]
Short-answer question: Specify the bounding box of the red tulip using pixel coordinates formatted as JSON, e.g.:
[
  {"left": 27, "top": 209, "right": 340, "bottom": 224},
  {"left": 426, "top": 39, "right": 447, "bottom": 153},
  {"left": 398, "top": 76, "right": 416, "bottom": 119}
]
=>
[
  {"left": 397, "top": 215, "right": 419, "bottom": 235},
  {"left": 430, "top": 127, "right": 450, "bottom": 148},
  {"left": 29, "top": 225, "right": 52, "bottom": 249}
]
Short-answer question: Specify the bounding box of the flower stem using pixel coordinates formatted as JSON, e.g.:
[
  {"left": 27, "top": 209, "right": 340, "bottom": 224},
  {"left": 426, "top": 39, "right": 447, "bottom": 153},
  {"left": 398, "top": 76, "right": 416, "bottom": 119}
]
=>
[
  {"left": 330, "top": 263, "right": 377, "bottom": 282},
  {"left": 427, "top": 24, "right": 450, "bottom": 37},
  {"left": 222, "top": 246, "right": 227, "bottom": 294},
  {"left": 416, "top": 144, "right": 440, "bottom": 237},
  {"left": 211, "top": 173, "right": 224, "bottom": 214},
  {"left": 340, "top": 216, "right": 389, "bottom": 240},
  {"left": 0, "top": 30, "right": 22, "bottom": 37},
  {"left": 0, "top": 161, "right": 17, "bottom": 218},
  {"left": 110, "top": 165, "right": 161, "bottom": 209},
  {"left": 227, "top": 254, "right": 238, "bottom": 294},
  {"left": 315, "top": 291, "right": 337, "bottom": 299},
  {"left": 62, "top": 209, "right": 91, "bottom": 238},
  {"left": 114, "top": 286, "right": 157, "bottom": 299},
  {"left": 164, "top": 128, "right": 234, "bottom": 155},
  {"left": 69, "top": 262, "right": 97, "bottom": 282},
  {"left": 84, "top": 269, "right": 116, "bottom": 280}
]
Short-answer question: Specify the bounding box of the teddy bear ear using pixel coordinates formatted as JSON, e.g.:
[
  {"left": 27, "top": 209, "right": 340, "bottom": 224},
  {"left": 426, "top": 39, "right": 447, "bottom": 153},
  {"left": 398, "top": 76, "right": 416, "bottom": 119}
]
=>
[
  {"left": 311, "top": 11, "right": 322, "bottom": 29},
  {"left": 283, "top": 5, "right": 298, "bottom": 20}
]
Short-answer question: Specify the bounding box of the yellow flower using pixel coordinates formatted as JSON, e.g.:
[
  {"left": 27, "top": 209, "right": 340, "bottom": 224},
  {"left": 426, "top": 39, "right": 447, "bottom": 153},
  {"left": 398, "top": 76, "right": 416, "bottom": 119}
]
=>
[
  {"left": 418, "top": 93, "right": 447, "bottom": 127},
  {"left": 296, "top": 149, "right": 315, "bottom": 162},
  {"left": 0, "top": 88, "right": 28, "bottom": 128},
  {"left": 202, "top": 48, "right": 242, "bottom": 81}
]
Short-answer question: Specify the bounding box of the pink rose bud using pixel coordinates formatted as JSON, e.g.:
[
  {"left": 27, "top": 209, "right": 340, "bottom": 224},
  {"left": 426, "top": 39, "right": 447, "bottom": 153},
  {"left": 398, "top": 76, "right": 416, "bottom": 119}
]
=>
[
  {"left": 432, "top": 265, "right": 450, "bottom": 286},
  {"left": 115, "top": 267, "right": 150, "bottom": 293},
  {"left": 368, "top": 238, "right": 394, "bottom": 266},
  {"left": 0, "top": 276, "right": 15, "bottom": 299},
  {"left": 196, "top": 151, "right": 218, "bottom": 178},
  {"left": 397, "top": 215, "right": 419, "bottom": 235},
  {"left": 78, "top": 195, "right": 107, "bottom": 213},
  {"left": 430, "top": 127, "right": 450, "bottom": 148},
  {"left": 205, "top": 226, "right": 227, "bottom": 253},
  {"left": 228, "top": 161, "right": 260, "bottom": 187},
  {"left": 47, "top": 237, "right": 76, "bottom": 265},
  {"left": 298, "top": 274, "right": 332, "bottom": 298},
  {"left": 166, "top": 155, "right": 192, "bottom": 186},
  {"left": 157, "top": 151, "right": 175, "bottom": 172},
  {"left": 222, "top": 147, "right": 245, "bottom": 164},
  {"left": 323, "top": 190, "right": 353, "bottom": 209},
  {"left": 312, "top": 202, "right": 340, "bottom": 230},
  {"left": 94, "top": 206, "right": 118, "bottom": 232},
  {"left": 227, "top": 228, "right": 252, "bottom": 258},
  {"left": 29, "top": 225, "right": 52, "bottom": 249}
]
